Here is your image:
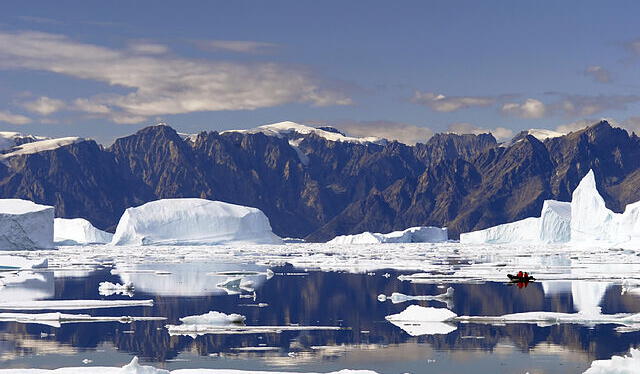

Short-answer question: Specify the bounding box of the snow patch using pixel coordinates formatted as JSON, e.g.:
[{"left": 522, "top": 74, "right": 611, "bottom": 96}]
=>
[
  {"left": 111, "top": 198, "right": 283, "bottom": 246},
  {"left": 0, "top": 137, "right": 85, "bottom": 160}
]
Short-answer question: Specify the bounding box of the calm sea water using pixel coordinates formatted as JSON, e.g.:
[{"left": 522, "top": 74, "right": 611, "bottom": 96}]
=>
[{"left": 1, "top": 261, "right": 639, "bottom": 373}]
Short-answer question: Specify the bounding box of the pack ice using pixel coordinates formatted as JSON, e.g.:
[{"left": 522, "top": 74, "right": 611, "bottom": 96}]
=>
[
  {"left": 110, "top": 198, "right": 283, "bottom": 246},
  {"left": 0, "top": 199, "right": 54, "bottom": 250},
  {"left": 460, "top": 169, "right": 640, "bottom": 245},
  {"left": 328, "top": 226, "right": 448, "bottom": 244},
  {"left": 54, "top": 218, "right": 113, "bottom": 245}
]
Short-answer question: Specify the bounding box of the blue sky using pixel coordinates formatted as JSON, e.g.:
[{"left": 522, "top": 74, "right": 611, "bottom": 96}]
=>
[{"left": 1, "top": 0, "right": 640, "bottom": 144}]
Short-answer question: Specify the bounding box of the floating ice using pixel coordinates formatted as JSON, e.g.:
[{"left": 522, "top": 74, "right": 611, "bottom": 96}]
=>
[
  {"left": 0, "top": 355, "right": 379, "bottom": 373},
  {"left": 328, "top": 226, "right": 448, "bottom": 244},
  {"left": 166, "top": 324, "right": 344, "bottom": 337},
  {"left": 0, "top": 199, "right": 54, "bottom": 250},
  {"left": 582, "top": 349, "right": 640, "bottom": 374},
  {"left": 0, "top": 255, "right": 48, "bottom": 270},
  {"left": 0, "top": 299, "right": 153, "bottom": 310},
  {"left": 377, "top": 287, "right": 454, "bottom": 305},
  {"left": 54, "top": 218, "right": 113, "bottom": 245},
  {"left": 177, "top": 310, "right": 246, "bottom": 325},
  {"left": 0, "top": 271, "right": 53, "bottom": 302},
  {"left": 98, "top": 281, "right": 134, "bottom": 297},
  {"left": 0, "top": 312, "right": 164, "bottom": 328},
  {"left": 111, "top": 198, "right": 283, "bottom": 246}
]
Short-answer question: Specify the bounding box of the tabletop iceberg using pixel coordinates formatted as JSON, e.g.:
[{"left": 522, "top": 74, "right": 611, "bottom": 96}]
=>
[
  {"left": 54, "top": 218, "right": 113, "bottom": 245},
  {"left": 0, "top": 199, "right": 54, "bottom": 250},
  {"left": 111, "top": 198, "right": 283, "bottom": 246},
  {"left": 328, "top": 226, "right": 448, "bottom": 244}
]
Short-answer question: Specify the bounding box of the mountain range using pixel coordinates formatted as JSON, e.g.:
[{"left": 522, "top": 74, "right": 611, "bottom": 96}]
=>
[{"left": 1, "top": 120, "right": 639, "bottom": 242}]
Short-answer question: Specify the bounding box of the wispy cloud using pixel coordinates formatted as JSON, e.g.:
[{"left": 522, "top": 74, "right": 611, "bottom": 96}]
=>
[
  {"left": 554, "top": 119, "right": 594, "bottom": 133},
  {"left": 447, "top": 122, "right": 514, "bottom": 141},
  {"left": 194, "top": 40, "right": 279, "bottom": 54},
  {"left": 127, "top": 41, "right": 169, "bottom": 55},
  {"left": 329, "top": 120, "right": 434, "bottom": 145},
  {"left": 411, "top": 91, "right": 495, "bottom": 112},
  {"left": 553, "top": 94, "right": 640, "bottom": 117},
  {"left": 625, "top": 38, "right": 640, "bottom": 56},
  {"left": 0, "top": 31, "right": 351, "bottom": 124},
  {"left": 0, "top": 110, "right": 31, "bottom": 125},
  {"left": 22, "top": 96, "right": 66, "bottom": 116},
  {"left": 501, "top": 98, "right": 546, "bottom": 119},
  {"left": 584, "top": 65, "right": 611, "bottom": 83}
]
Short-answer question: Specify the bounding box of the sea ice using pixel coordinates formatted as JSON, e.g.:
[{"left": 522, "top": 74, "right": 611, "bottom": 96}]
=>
[
  {"left": 0, "top": 312, "right": 164, "bottom": 328},
  {"left": 582, "top": 349, "right": 640, "bottom": 374},
  {"left": 54, "top": 218, "right": 113, "bottom": 245},
  {"left": 328, "top": 226, "right": 448, "bottom": 244},
  {"left": 98, "top": 281, "right": 134, "bottom": 297},
  {"left": 110, "top": 198, "right": 283, "bottom": 246},
  {"left": 0, "top": 299, "right": 153, "bottom": 310},
  {"left": 177, "top": 310, "right": 246, "bottom": 325},
  {"left": 0, "top": 255, "right": 48, "bottom": 270},
  {"left": 377, "top": 287, "right": 454, "bottom": 305},
  {"left": 0, "top": 356, "right": 379, "bottom": 373},
  {"left": 0, "top": 199, "right": 54, "bottom": 250}
]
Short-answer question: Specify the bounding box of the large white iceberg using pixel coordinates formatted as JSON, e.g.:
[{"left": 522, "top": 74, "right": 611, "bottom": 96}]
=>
[
  {"left": 0, "top": 199, "right": 54, "bottom": 250},
  {"left": 54, "top": 218, "right": 113, "bottom": 245},
  {"left": 111, "top": 198, "right": 283, "bottom": 246},
  {"left": 328, "top": 226, "right": 448, "bottom": 244}
]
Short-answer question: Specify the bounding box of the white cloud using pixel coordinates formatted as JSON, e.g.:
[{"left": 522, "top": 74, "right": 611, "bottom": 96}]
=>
[
  {"left": 22, "top": 96, "right": 66, "bottom": 115},
  {"left": 330, "top": 121, "right": 434, "bottom": 145},
  {"left": 0, "top": 110, "right": 31, "bottom": 125},
  {"left": 411, "top": 91, "right": 495, "bottom": 112},
  {"left": 501, "top": 98, "right": 546, "bottom": 119},
  {"left": 0, "top": 31, "right": 351, "bottom": 124},
  {"left": 195, "top": 40, "right": 278, "bottom": 54},
  {"left": 447, "top": 122, "right": 514, "bottom": 141},
  {"left": 584, "top": 65, "right": 611, "bottom": 83},
  {"left": 554, "top": 119, "right": 594, "bottom": 133},
  {"left": 72, "top": 98, "right": 110, "bottom": 114},
  {"left": 555, "top": 94, "right": 640, "bottom": 117}
]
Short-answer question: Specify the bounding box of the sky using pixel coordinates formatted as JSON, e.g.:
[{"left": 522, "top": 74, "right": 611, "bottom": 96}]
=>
[{"left": 1, "top": 0, "right": 640, "bottom": 145}]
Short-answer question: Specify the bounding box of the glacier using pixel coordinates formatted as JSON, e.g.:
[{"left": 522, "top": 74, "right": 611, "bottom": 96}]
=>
[
  {"left": 460, "top": 169, "right": 640, "bottom": 245},
  {"left": 0, "top": 199, "right": 54, "bottom": 250},
  {"left": 54, "top": 218, "right": 113, "bottom": 245},
  {"left": 328, "top": 226, "right": 448, "bottom": 244},
  {"left": 110, "top": 198, "right": 283, "bottom": 246}
]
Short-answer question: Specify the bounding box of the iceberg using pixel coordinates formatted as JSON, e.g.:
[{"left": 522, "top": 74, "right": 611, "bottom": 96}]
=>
[
  {"left": 570, "top": 170, "right": 617, "bottom": 243},
  {"left": 98, "top": 281, "right": 134, "bottom": 297},
  {"left": 54, "top": 218, "right": 113, "bottom": 245},
  {"left": 178, "top": 310, "right": 246, "bottom": 325},
  {"left": 0, "top": 199, "right": 54, "bottom": 250},
  {"left": 328, "top": 226, "right": 448, "bottom": 244},
  {"left": 111, "top": 198, "right": 283, "bottom": 246}
]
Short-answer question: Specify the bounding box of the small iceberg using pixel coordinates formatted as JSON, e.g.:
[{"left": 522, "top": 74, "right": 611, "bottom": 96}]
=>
[
  {"left": 328, "top": 226, "right": 448, "bottom": 244},
  {"left": 98, "top": 281, "right": 134, "bottom": 297},
  {"left": 178, "top": 310, "right": 246, "bottom": 325},
  {"left": 583, "top": 348, "right": 640, "bottom": 374},
  {"left": 377, "top": 287, "right": 454, "bottom": 305}
]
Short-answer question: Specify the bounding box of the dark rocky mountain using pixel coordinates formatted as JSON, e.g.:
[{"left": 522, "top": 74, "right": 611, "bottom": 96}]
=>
[{"left": 1, "top": 120, "right": 639, "bottom": 241}]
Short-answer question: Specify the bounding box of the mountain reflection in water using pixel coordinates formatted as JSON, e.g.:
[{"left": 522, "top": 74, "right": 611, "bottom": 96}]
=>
[{"left": 0, "top": 262, "right": 639, "bottom": 372}]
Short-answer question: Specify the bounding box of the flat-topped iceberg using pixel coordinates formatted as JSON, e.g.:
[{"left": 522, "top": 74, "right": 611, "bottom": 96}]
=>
[
  {"left": 0, "top": 199, "right": 54, "bottom": 250},
  {"left": 111, "top": 198, "right": 283, "bottom": 246},
  {"left": 54, "top": 218, "right": 113, "bottom": 245},
  {"left": 328, "top": 226, "right": 448, "bottom": 244}
]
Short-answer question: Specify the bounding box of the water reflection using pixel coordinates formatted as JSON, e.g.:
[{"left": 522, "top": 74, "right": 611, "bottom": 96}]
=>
[{"left": 0, "top": 262, "right": 638, "bottom": 370}]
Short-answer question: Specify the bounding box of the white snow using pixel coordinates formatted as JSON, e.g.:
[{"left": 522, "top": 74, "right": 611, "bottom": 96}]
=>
[
  {"left": 328, "top": 226, "right": 448, "bottom": 244},
  {"left": 110, "top": 198, "right": 283, "bottom": 246},
  {"left": 0, "top": 131, "right": 47, "bottom": 152},
  {"left": 54, "top": 218, "right": 113, "bottom": 245},
  {"left": 0, "top": 299, "right": 153, "bottom": 310},
  {"left": 0, "top": 356, "right": 379, "bottom": 373},
  {"left": 0, "top": 137, "right": 85, "bottom": 160},
  {"left": 582, "top": 349, "right": 640, "bottom": 374},
  {"left": 523, "top": 128, "right": 565, "bottom": 141},
  {"left": 222, "top": 121, "right": 385, "bottom": 145},
  {"left": 0, "top": 199, "right": 54, "bottom": 250}
]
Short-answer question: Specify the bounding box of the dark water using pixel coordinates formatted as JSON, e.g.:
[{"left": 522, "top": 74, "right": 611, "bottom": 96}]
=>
[{"left": 1, "top": 262, "right": 639, "bottom": 373}]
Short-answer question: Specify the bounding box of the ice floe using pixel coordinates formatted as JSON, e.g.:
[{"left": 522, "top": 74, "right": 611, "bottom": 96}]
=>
[
  {"left": 0, "top": 255, "right": 48, "bottom": 270},
  {"left": 177, "top": 310, "right": 246, "bottom": 325},
  {"left": 98, "top": 281, "right": 134, "bottom": 297},
  {"left": 328, "top": 226, "right": 448, "bottom": 244},
  {"left": 0, "top": 199, "right": 54, "bottom": 250},
  {"left": 0, "top": 299, "right": 153, "bottom": 310},
  {"left": 0, "top": 356, "right": 379, "bottom": 373},
  {"left": 0, "top": 312, "right": 164, "bottom": 328},
  {"left": 377, "top": 287, "right": 454, "bottom": 306},
  {"left": 110, "top": 198, "right": 283, "bottom": 246},
  {"left": 582, "top": 349, "right": 640, "bottom": 374},
  {"left": 54, "top": 218, "right": 113, "bottom": 245}
]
